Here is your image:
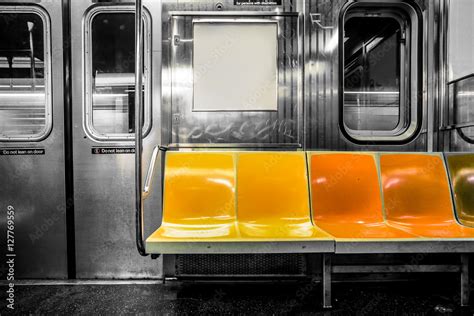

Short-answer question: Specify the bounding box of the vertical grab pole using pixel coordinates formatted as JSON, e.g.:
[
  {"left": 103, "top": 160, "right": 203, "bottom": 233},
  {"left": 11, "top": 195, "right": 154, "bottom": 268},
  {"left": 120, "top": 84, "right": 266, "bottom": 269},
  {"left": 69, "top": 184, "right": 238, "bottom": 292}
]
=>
[
  {"left": 135, "top": 0, "right": 147, "bottom": 256},
  {"left": 27, "top": 22, "right": 36, "bottom": 88}
]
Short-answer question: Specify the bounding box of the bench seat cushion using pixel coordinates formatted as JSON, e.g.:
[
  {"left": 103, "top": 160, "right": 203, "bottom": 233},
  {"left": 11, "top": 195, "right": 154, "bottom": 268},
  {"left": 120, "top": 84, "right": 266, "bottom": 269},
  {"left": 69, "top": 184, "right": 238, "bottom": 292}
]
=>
[
  {"left": 146, "top": 151, "right": 474, "bottom": 255},
  {"left": 149, "top": 152, "right": 238, "bottom": 242},
  {"left": 309, "top": 152, "right": 420, "bottom": 240},
  {"left": 381, "top": 153, "right": 474, "bottom": 239},
  {"left": 237, "top": 152, "right": 331, "bottom": 240},
  {"left": 446, "top": 153, "right": 474, "bottom": 227},
  {"left": 146, "top": 152, "right": 333, "bottom": 254}
]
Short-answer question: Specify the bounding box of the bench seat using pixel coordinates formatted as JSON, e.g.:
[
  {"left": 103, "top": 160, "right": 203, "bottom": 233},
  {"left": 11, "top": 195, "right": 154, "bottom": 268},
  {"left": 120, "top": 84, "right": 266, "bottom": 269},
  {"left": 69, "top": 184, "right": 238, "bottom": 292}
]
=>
[
  {"left": 145, "top": 152, "right": 333, "bottom": 254},
  {"left": 236, "top": 152, "right": 331, "bottom": 240},
  {"left": 145, "top": 150, "right": 473, "bottom": 308},
  {"left": 146, "top": 151, "right": 474, "bottom": 254},
  {"left": 309, "top": 152, "right": 421, "bottom": 243},
  {"left": 335, "top": 153, "right": 474, "bottom": 254},
  {"left": 381, "top": 153, "right": 474, "bottom": 242}
]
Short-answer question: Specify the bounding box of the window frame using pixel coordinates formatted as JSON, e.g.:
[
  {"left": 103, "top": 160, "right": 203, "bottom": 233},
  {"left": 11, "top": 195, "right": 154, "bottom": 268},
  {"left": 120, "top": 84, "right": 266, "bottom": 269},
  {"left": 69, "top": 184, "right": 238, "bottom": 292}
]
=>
[
  {"left": 0, "top": 5, "right": 52, "bottom": 142},
  {"left": 83, "top": 5, "right": 152, "bottom": 142},
  {"left": 339, "top": 1, "right": 423, "bottom": 144}
]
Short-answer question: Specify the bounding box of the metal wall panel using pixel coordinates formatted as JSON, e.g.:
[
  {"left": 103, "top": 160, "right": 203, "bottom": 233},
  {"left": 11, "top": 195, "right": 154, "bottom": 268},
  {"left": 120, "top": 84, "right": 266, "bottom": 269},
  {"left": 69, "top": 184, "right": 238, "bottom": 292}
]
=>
[
  {"left": 440, "top": 0, "right": 474, "bottom": 153},
  {"left": 70, "top": 0, "right": 162, "bottom": 278},
  {"left": 163, "top": 0, "right": 436, "bottom": 151},
  {"left": 161, "top": 0, "right": 301, "bottom": 148},
  {"left": 0, "top": 0, "right": 68, "bottom": 278}
]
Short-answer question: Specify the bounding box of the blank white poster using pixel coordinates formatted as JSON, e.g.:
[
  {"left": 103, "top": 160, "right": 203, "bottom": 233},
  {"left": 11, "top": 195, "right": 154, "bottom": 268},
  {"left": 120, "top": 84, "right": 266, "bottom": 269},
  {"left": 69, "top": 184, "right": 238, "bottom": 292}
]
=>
[
  {"left": 193, "top": 22, "right": 278, "bottom": 111},
  {"left": 448, "top": 0, "right": 474, "bottom": 81}
]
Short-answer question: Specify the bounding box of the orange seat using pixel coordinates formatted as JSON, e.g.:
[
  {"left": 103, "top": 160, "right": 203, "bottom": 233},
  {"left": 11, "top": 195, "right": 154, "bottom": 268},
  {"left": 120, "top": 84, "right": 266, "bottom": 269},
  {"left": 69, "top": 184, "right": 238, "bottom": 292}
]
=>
[
  {"left": 446, "top": 154, "right": 474, "bottom": 227},
  {"left": 309, "top": 152, "right": 417, "bottom": 240},
  {"left": 237, "top": 152, "right": 331, "bottom": 240},
  {"left": 146, "top": 152, "right": 239, "bottom": 248},
  {"left": 381, "top": 153, "right": 474, "bottom": 238}
]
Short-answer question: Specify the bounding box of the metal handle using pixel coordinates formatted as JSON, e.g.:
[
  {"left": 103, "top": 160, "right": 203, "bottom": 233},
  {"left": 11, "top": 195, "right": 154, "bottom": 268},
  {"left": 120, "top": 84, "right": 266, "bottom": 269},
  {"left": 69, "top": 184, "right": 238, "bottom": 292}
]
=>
[
  {"left": 310, "top": 13, "right": 334, "bottom": 30},
  {"left": 134, "top": 0, "right": 147, "bottom": 257},
  {"left": 143, "top": 146, "right": 160, "bottom": 200},
  {"left": 447, "top": 72, "right": 474, "bottom": 86},
  {"left": 440, "top": 122, "right": 474, "bottom": 131},
  {"left": 27, "top": 22, "right": 36, "bottom": 86}
]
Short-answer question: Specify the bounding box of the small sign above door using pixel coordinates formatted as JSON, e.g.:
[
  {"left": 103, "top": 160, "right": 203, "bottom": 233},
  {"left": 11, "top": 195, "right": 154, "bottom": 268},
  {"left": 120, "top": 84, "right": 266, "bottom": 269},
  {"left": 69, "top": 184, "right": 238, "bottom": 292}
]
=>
[{"left": 234, "top": 0, "right": 282, "bottom": 5}]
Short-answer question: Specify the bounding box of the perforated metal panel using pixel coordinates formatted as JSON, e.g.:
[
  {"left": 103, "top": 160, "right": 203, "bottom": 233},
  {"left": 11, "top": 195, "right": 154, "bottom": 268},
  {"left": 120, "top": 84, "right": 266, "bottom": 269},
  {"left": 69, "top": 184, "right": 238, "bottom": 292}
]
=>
[{"left": 176, "top": 254, "right": 306, "bottom": 276}]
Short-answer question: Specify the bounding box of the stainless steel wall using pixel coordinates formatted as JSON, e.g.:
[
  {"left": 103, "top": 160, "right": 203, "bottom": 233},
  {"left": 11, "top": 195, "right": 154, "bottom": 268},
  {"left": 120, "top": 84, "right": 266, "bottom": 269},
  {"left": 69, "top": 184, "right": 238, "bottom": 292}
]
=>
[
  {"left": 70, "top": 0, "right": 162, "bottom": 279},
  {"left": 0, "top": 0, "right": 68, "bottom": 278},
  {"left": 161, "top": 0, "right": 302, "bottom": 149},
  {"left": 161, "top": 0, "right": 437, "bottom": 151},
  {"left": 444, "top": 76, "right": 474, "bottom": 152},
  {"left": 440, "top": 0, "right": 474, "bottom": 152}
]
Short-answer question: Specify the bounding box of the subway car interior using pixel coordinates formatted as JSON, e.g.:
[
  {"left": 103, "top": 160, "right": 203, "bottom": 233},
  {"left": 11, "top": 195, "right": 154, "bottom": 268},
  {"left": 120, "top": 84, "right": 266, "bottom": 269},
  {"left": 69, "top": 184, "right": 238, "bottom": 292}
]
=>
[{"left": 1, "top": 0, "right": 474, "bottom": 313}]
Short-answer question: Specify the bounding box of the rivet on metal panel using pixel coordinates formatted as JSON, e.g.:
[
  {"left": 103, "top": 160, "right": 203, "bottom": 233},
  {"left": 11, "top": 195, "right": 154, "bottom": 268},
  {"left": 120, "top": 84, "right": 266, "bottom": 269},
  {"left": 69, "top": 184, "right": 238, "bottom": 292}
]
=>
[{"left": 173, "top": 114, "right": 181, "bottom": 124}]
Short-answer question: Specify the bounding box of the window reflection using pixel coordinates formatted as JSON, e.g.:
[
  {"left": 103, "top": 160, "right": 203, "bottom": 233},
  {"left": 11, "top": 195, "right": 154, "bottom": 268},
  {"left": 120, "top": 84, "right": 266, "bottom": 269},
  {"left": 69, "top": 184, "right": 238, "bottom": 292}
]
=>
[
  {"left": 343, "top": 15, "right": 403, "bottom": 132},
  {"left": 0, "top": 11, "right": 48, "bottom": 139},
  {"left": 90, "top": 12, "right": 148, "bottom": 136}
]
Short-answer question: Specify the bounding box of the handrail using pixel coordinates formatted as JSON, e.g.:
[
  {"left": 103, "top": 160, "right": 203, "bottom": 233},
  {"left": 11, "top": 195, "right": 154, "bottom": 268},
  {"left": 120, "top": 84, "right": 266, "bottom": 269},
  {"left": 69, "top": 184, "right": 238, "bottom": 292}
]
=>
[
  {"left": 440, "top": 122, "right": 474, "bottom": 131},
  {"left": 447, "top": 73, "right": 474, "bottom": 85},
  {"left": 310, "top": 13, "right": 334, "bottom": 30},
  {"left": 143, "top": 146, "right": 159, "bottom": 200},
  {"left": 134, "top": 0, "right": 147, "bottom": 257},
  {"left": 143, "top": 146, "right": 168, "bottom": 200}
]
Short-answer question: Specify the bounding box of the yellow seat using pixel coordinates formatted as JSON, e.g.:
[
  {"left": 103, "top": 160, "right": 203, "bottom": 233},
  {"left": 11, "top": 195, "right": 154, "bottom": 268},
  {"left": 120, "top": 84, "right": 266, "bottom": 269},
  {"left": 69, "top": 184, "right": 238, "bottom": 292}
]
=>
[
  {"left": 381, "top": 153, "right": 474, "bottom": 238},
  {"left": 146, "top": 152, "right": 238, "bottom": 247},
  {"left": 446, "top": 154, "right": 474, "bottom": 227},
  {"left": 237, "top": 152, "right": 331, "bottom": 240},
  {"left": 309, "top": 152, "right": 419, "bottom": 240},
  {"left": 147, "top": 151, "right": 335, "bottom": 254}
]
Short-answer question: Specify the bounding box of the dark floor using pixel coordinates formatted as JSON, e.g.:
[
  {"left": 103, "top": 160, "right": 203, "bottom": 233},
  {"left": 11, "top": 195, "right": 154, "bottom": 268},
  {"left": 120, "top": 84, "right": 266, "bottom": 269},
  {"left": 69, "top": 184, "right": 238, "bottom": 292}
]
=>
[{"left": 1, "top": 280, "right": 474, "bottom": 315}]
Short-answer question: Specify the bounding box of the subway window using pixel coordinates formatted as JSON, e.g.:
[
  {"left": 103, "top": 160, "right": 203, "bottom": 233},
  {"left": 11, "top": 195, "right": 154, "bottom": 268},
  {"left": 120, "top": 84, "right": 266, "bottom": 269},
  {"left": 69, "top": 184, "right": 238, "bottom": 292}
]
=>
[
  {"left": 341, "top": 3, "right": 421, "bottom": 143},
  {"left": 85, "top": 8, "right": 151, "bottom": 141},
  {"left": 0, "top": 7, "right": 51, "bottom": 141}
]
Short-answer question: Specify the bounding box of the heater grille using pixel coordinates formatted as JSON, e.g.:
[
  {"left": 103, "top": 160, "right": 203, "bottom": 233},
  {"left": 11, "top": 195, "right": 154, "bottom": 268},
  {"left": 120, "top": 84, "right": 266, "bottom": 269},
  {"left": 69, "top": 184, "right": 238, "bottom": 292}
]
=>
[{"left": 176, "top": 254, "right": 306, "bottom": 276}]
